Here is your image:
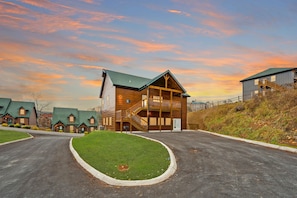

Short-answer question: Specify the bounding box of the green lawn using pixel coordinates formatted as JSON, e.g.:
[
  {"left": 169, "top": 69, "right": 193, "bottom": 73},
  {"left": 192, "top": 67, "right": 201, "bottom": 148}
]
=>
[
  {"left": 72, "top": 131, "right": 170, "bottom": 180},
  {"left": 0, "top": 130, "right": 31, "bottom": 143}
]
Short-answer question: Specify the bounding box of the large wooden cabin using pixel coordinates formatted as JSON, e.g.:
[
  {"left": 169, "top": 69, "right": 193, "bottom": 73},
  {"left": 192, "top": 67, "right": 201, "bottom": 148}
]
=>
[{"left": 99, "top": 69, "right": 189, "bottom": 132}]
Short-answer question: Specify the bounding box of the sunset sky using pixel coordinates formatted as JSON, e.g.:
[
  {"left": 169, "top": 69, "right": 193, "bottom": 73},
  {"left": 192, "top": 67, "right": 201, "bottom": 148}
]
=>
[{"left": 1, "top": 0, "right": 297, "bottom": 111}]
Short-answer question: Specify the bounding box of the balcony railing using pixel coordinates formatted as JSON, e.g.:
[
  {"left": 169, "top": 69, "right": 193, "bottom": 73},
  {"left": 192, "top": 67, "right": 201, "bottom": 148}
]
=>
[
  {"left": 116, "top": 99, "right": 181, "bottom": 121},
  {"left": 147, "top": 99, "right": 181, "bottom": 111}
]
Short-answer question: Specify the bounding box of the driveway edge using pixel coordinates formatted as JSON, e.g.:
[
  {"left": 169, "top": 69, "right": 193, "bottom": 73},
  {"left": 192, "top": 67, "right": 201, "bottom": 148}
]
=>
[
  {"left": 198, "top": 129, "right": 297, "bottom": 153},
  {"left": 69, "top": 136, "right": 177, "bottom": 186},
  {"left": 0, "top": 133, "right": 33, "bottom": 146}
]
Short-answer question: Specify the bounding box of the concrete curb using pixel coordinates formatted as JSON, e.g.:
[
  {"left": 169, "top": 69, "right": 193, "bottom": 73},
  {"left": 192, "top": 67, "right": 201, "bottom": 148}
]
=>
[
  {"left": 0, "top": 133, "right": 34, "bottom": 146},
  {"left": 198, "top": 129, "right": 297, "bottom": 154},
  {"left": 69, "top": 135, "right": 177, "bottom": 186}
]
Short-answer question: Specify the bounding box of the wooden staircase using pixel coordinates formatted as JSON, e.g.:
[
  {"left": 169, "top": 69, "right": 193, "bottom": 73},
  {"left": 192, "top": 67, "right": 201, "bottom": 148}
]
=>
[{"left": 121, "top": 100, "right": 148, "bottom": 131}]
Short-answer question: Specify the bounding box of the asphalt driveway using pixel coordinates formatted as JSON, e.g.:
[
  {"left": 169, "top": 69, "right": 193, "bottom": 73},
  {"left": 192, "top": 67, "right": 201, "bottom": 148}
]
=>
[{"left": 0, "top": 131, "right": 296, "bottom": 198}]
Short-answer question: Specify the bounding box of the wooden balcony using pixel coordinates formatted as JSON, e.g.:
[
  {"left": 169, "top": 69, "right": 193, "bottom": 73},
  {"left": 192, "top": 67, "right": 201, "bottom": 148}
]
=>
[
  {"left": 147, "top": 99, "right": 181, "bottom": 112},
  {"left": 116, "top": 99, "right": 181, "bottom": 121}
]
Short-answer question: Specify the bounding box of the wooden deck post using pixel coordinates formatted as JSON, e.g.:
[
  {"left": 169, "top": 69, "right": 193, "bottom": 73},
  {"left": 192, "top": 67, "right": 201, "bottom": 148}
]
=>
[
  {"left": 159, "top": 88, "right": 162, "bottom": 132},
  {"left": 180, "top": 93, "right": 183, "bottom": 131},
  {"left": 170, "top": 91, "right": 173, "bottom": 132},
  {"left": 120, "top": 110, "right": 123, "bottom": 133},
  {"left": 147, "top": 88, "right": 150, "bottom": 132}
]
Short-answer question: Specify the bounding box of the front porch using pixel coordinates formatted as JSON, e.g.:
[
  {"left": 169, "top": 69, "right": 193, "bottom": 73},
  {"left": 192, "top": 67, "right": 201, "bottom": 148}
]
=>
[{"left": 116, "top": 96, "right": 183, "bottom": 132}]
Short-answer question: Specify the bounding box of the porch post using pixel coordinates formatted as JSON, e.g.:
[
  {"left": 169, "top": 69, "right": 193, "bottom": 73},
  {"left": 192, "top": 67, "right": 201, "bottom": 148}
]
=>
[
  {"left": 147, "top": 88, "right": 150, "bottom": 132},
  {"left": 120, "top": 110, "right": 123, "bottom": 133},
  {"left": 180, "top": 93, "right": 183, "bottom": 131},
  {"left": 170, "top": 91, "right": 173, "bottom": 132},
  {"left": 159, "top": 88, "right": 162, "bottom": 132}
]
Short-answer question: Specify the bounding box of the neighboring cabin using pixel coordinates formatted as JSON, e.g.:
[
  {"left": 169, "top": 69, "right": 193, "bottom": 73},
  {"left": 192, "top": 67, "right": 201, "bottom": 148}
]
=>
[
  {"left": 52, "top": 107, "right": 98, "bottom": 133},
  {"left": 0, "top": 98, "right": 37, "bottom": 126},
  {"left": 99, "top": 69, "right": 189, "bottom": 132},
  {"left": 240, "top": 68, "right": 297, "bottom": 101}
]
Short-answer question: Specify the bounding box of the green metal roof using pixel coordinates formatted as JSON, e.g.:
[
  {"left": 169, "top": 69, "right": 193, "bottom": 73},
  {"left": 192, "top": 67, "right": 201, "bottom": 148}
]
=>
[
  {"left": 52, "top": 107, "right": 97, "bottom": 127},
  {"left": 0, "top": 98, "right": 12, "bottom": 115},
  {"left": 78, "top": 111, "right": 98, "bottom": 127},
  {"left": 240, "top": 68, "right": 295, "bottom": 82},
  {"left": 0, "top": 98, "right": 36, "bottom": 118},
  {"left": 8, "top": 101, "right": 35, "bottom": 118},
  {"left": 52, "top": 107, "right": 79, "bottom": 126},
  {"left": 100, "top": 69, "right": 189, "bottom": 97},
  {"left": 105, "top": 70, "right": 151, "bottom": 89}
]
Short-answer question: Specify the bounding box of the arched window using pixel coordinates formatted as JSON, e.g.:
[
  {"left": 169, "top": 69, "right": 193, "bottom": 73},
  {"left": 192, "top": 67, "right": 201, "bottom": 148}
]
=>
[
  {"left": 19, "top": 108, "right": 25, "bottom": 115},
  {"left": 69, "top": 115, "right": 74, "bottom": 122}
]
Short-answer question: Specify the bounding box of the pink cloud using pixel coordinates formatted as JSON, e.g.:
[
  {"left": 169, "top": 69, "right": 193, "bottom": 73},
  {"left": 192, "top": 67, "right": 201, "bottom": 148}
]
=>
[
  {"left": 168, "top": 9, "right": 190, "bottom": 17},
  {"left": 1, "top": 1, "right": 124, "bottom": 34}
]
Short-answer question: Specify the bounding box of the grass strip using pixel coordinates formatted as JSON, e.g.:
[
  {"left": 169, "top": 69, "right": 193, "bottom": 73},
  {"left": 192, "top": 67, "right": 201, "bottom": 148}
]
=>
[
  {"left": 72, "top": 131, "right": 170, "bottom": 180},
  {"left": 0, "top": 130, "right": 31, "bottom": 143}
]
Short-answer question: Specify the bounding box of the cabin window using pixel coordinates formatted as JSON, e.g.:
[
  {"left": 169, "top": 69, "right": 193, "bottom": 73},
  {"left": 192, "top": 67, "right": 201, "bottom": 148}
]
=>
[
  {"left": 19, "top": 108, "right": 25, "bottom": 115},
  {"left": 153, "top": 96, "right": 163, "bottom": 103},
  {"left": 254, "top": 79, "right": 259, "bottom": 85},
  {"left": 271, "top": 75, "right": 276, "bottom": 82},
  {"left": 69, "top": 125, "right": 74, "bottom": 132},
  {"left": 150, "top": 117, "right": 157, "bottom": 126},
  {"left": 90, "top": 127, "right": 94, "bottom": 132},
  {"left": 165, "top": 118, "right": 171, "bottom": 126},
  {"left": 142, "top": 95, "right": 147, "bottom": 107},
  {"left": 158, "top": 118, "right": 165, "bottom": 126},
  {"left": 254, "top": 90, "right": 259, "bottom": 96},
  {"left": 69, "top": 115, "right": 74, "bottom": 122},
  {"left": 103, "top": 117, "right": 106, "bottom": 125},
  {"left": 90, "top": 117, "right": 95, "bottom": 124},
  {"left": 109, "top": 117, "right": 112, "bottom": 126},
  {"left": 20, "top": 118, "right": 25, "bottom": 124}
]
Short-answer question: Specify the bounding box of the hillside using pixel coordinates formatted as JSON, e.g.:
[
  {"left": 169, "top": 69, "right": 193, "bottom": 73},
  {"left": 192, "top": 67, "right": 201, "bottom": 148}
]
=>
[{"left": 188, "top": 89, "right": 297, "bottom": 147}]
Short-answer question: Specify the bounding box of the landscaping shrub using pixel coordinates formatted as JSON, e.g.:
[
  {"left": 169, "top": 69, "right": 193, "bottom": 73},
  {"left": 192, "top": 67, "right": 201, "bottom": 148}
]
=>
[
  {"left": 32, "top": 125, "right": 39, "bottom": 130},
  {"left": 21, "top": 125, "right": 31, "bottom": 129},
  {"left": 2, "top": 123, "right": 8, "bottom": 127}
]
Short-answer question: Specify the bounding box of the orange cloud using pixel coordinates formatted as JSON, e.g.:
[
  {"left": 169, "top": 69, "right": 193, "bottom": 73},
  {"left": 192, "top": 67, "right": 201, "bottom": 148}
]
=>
[
  {"left": 1, "top": 70, "right": 67, "bottom": 102},
  {"left": 80, "top": 65, "right": 105, "bottom": 70},
  {"left": 103, "top": 35, "right": 178, "bottom": 53},
  {"left": 81, "top": 79, "right": 102, "bottom": 87}
]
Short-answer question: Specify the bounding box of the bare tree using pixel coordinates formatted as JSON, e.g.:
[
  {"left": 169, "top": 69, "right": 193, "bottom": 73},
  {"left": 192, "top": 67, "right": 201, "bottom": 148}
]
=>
[{"left": 31, "top": 93, "right": 51, "bottom": 127}]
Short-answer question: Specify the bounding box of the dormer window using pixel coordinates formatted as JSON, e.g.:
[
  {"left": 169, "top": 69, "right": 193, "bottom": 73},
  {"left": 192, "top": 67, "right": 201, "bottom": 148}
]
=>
[
  {"left": 90, "top": 117, "right": 95, "bottom": 124},
  {"left": 19, "top": 108, "right": 25, "bottom": 115},
  {"left": 69, "top": 115, "right": 74, "bottom": 123}
]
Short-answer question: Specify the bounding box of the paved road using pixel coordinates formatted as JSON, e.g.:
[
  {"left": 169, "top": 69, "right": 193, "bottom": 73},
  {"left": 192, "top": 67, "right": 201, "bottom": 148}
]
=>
[{"left": 0, "top": 131, "right": 296, "bottom": 198}]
